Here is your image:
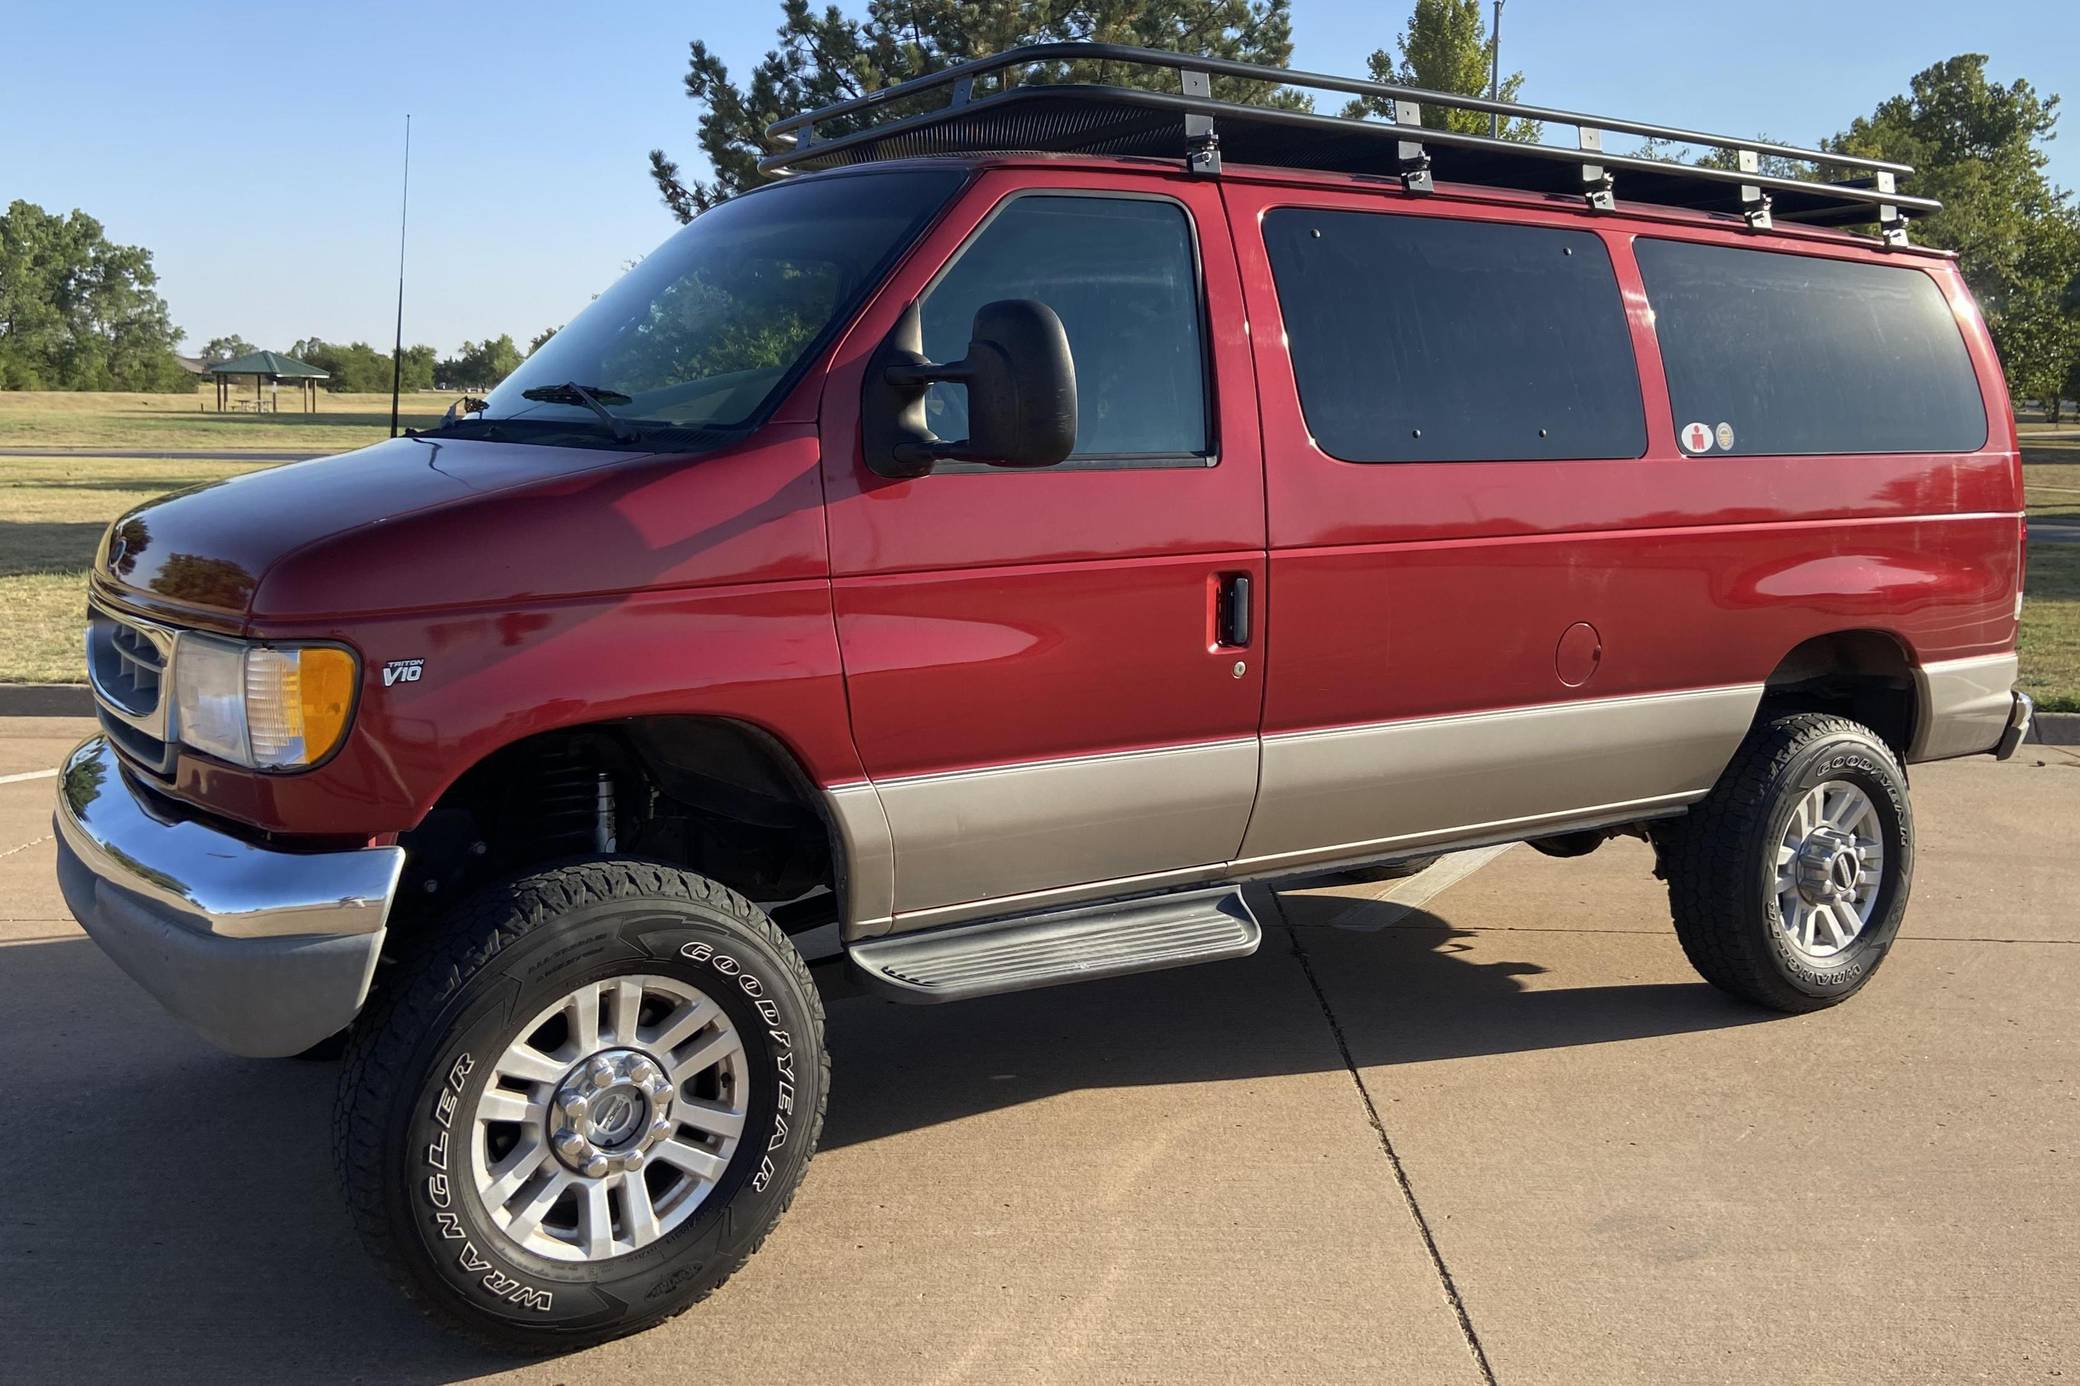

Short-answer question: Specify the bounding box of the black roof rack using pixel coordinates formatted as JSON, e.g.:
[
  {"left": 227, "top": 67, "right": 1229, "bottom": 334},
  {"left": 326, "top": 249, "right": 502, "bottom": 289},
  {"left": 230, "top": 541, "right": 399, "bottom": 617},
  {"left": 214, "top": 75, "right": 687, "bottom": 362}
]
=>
[{"left": 762, "top": 43, "right": 1931, "bottom": 246}]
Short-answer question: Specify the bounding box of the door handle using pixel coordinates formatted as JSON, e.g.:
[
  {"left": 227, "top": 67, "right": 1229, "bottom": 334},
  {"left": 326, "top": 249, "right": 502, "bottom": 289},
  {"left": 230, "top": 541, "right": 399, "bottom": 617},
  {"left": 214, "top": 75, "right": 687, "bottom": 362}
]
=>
[{"left": 1217, "top": 573, "right": 1252, "bottom": 648}]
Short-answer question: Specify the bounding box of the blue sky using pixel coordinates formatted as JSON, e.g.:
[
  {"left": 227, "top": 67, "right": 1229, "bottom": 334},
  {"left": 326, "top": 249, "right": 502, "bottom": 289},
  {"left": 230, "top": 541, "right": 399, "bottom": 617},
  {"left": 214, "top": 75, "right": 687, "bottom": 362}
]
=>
[{"left": 5, "top": 1, "right": 2072, "bottom": 357}]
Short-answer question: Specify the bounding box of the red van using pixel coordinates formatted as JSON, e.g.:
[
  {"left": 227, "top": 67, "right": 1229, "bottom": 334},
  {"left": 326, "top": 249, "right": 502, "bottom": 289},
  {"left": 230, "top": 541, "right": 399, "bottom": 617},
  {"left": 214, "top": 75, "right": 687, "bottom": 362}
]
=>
[{"left": 55, "top": 45, "right": 2031, "bottom": 1348}]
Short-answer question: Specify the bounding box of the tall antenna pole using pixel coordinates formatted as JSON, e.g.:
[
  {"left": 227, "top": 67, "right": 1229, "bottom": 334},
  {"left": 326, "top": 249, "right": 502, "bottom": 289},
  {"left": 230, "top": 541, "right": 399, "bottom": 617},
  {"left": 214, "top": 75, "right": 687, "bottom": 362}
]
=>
[
  {"left": 1489, "top": 0, "right": 1505, "bottom": 138},
  {"left": 389, "top": 113, "right": 412, "bottom": 438}
]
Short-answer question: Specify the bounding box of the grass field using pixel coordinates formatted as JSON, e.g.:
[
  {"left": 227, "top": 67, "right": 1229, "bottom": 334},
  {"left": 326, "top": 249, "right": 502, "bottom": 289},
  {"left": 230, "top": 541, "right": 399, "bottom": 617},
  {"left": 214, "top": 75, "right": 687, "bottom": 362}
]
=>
[
  {"left": 1, "top": 454, "right": 278, "bottom": 681},
  {"left": 3, "top": 393, "right": 2078, "bottom": 713},
  {"left": 2021, "top": 432, "right": 2080, "bottom": 522},
  {"left": 0, "top": 388, "right": 450, "bottom": 451}
]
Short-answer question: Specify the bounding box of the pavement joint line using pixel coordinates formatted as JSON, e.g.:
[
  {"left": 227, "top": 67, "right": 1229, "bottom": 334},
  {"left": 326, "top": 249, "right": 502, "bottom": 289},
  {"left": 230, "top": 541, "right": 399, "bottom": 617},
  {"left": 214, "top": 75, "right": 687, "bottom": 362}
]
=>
[
  {"left": 0, "top": 834, "right": 54, "bottom": 861},
  {"left": 1354, "top": 922, "right": 2080, "bottom": 945},
  {"left": 1270, "top": 893, "right": 1500, "bottom": 1386},
  {"left": 0, "top": 768, "right": 59, "bottom": 786}
]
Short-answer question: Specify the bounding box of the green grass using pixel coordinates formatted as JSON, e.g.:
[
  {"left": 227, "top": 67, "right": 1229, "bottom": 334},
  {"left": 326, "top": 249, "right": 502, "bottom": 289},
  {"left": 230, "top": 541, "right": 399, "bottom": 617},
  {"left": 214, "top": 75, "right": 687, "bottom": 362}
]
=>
[
  {"left": 0, "top": 389, "right": 448, "bottom": 450},
  {"left": 2021, "top": 539, "right": 2080, "bottom": 713},
  {"left": 2023, "top": 439, "right": 2080, "bottom": 523},
  {"left": 0, "top": 454, "right": 281, "bottom": 682}
]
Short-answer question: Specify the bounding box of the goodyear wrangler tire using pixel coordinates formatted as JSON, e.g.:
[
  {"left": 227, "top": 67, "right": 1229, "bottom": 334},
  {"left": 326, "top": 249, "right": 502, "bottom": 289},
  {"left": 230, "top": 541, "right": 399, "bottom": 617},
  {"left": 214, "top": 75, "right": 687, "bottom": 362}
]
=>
[
  {"left": 1663, "top": 713, "right": 1914, "bottom": 1014},
  {"left": 334, "top": 859, "right": 827, "bottom": 1352}
]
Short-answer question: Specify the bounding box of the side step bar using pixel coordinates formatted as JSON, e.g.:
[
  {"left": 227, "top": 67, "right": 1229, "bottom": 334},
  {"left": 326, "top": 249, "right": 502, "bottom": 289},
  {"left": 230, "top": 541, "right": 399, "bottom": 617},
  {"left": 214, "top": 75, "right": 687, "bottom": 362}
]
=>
[{"left": 848, "top": 887, "right": 1262, "bottom": 1003}]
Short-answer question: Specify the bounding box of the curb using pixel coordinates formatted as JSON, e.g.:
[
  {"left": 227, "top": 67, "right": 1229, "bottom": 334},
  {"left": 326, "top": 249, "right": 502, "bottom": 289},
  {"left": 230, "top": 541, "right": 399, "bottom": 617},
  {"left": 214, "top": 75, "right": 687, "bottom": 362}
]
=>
[
  {"left": 2031, "top": 710, "right": 2080, "bottom": 747},
  {"left": 0, "top": 684, "right": 93, "bottom": 717}
]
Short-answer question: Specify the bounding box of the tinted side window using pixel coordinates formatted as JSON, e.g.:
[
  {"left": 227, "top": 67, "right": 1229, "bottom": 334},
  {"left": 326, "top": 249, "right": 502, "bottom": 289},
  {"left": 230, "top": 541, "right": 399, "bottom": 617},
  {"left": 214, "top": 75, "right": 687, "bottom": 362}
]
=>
[
  {"left": 922, "top": 196, "right": 1208, "bottom": 460},
  {"left": 1261, "top": 209, "right": 1645, "bottom": 463},
  {"left": 1635, "top": 238, "right": 1987, "bottom": 456}
]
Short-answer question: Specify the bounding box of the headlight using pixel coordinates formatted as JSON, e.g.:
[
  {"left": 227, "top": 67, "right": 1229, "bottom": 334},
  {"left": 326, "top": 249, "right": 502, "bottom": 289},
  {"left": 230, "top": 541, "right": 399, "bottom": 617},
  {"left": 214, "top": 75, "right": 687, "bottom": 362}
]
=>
[{"left": 172, "top": 635, "right": 358, "bottom": 770}]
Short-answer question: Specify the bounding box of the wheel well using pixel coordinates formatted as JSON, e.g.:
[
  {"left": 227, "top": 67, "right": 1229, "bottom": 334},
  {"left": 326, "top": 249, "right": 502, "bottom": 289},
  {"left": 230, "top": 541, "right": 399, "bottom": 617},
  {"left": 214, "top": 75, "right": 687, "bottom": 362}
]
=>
[
  {"left": 393, "top": 718, "right": 840, "bottom": 934},
  {"left": 1757, "top": 631, "right": 1917, "bottom": 760}
]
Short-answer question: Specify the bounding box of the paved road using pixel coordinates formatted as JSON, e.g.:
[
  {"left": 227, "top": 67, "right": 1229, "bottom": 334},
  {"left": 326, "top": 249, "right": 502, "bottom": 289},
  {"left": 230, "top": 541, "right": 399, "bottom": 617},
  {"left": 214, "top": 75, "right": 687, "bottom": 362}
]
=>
[{"left": 2, "top": 715, "right": 2074, "bottom": 1384}]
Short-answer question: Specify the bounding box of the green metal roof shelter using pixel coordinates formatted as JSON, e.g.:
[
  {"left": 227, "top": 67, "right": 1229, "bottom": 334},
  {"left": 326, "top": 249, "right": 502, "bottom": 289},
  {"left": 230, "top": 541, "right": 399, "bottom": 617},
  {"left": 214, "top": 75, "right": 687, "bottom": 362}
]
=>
[{"left": 207, "top": 350, "right": 329, "bottom": 414}]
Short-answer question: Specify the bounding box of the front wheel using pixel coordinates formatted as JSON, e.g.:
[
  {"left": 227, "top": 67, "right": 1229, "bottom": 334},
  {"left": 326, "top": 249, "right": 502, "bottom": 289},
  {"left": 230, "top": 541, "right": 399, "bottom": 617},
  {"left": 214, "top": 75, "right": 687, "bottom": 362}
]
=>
[
  {"left": 1663, "top": 713, "right": 1914, "bottom": 1013},
  {"left": 334, "top": 860, "right": 827, "bottom": 1352}
]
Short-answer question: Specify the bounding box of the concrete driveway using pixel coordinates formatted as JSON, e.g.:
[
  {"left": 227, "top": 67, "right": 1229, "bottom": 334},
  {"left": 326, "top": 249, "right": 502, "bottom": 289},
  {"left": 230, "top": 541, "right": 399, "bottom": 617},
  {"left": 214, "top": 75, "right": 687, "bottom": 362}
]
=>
[{"left": 2, "top": 714, "right": 2074, "bottom": 1384}]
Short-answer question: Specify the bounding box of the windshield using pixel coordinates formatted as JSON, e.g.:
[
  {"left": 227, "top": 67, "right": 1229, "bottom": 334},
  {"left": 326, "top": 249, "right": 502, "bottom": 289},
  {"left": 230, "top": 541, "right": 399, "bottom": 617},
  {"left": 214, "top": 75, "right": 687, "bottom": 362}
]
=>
[{"left": 477, "top": 168, "right": 965, "bottom": 443}]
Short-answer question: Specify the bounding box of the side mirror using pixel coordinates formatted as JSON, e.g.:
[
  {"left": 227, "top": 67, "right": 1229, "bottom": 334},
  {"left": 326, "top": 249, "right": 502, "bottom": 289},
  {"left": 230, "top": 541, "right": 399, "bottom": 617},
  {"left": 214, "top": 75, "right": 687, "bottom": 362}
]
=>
[
  {"left": 863, "top": 299, "right": 1077, "bottom": 478},
  {"left": 441, "top": 396, "right": 488, "bottom": 426}
]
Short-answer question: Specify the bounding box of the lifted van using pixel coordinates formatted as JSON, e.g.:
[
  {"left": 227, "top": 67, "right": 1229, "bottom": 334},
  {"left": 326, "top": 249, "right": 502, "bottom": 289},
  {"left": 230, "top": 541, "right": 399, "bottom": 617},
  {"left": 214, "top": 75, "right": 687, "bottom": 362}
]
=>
[{"left": 56, "top": 44, "right": 2031, "bottom": 1349}]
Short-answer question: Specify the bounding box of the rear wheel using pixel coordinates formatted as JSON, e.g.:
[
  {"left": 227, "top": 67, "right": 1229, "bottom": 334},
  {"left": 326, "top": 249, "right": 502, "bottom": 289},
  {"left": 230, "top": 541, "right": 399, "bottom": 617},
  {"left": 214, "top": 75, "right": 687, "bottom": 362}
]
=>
[
  {"left": 1663, "top": 713, "right": 1913, "bottom": 1012},
  {"left": 334, "top": 859, "right": 826, "bottom": 1352}
]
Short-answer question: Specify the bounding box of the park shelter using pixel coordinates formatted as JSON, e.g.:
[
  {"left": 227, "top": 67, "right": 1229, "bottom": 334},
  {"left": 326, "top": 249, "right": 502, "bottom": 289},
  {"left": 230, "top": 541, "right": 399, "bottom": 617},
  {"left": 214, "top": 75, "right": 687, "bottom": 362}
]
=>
[{"left": 208, "top": 351, "right": 328, "bottom": 413}]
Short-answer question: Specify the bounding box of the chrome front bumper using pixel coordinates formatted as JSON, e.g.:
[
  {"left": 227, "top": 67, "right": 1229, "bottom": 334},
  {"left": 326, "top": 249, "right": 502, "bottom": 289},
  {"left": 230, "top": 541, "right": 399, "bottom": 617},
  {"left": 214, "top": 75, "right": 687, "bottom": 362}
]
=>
[{"left": 52, "top": 736, "right": 405, "bottom": 1057}]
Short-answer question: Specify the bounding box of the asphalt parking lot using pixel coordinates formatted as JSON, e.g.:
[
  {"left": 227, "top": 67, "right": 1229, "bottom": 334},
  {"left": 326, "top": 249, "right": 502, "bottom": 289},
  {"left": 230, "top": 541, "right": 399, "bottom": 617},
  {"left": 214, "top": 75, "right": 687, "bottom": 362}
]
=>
[{"left": 3, "top": 714, "right": 2074, "bottom": 1385}]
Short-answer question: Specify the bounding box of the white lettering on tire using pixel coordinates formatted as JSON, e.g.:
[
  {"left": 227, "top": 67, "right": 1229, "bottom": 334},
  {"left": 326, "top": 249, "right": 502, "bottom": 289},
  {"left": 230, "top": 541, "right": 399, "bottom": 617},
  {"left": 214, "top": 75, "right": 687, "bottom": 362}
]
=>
[
  {"left": 420, "top": 1050, "right": 555, "bottom": 1313},
  {"left": 679, "top": 940, "right": 796, "bottom": 1192}
]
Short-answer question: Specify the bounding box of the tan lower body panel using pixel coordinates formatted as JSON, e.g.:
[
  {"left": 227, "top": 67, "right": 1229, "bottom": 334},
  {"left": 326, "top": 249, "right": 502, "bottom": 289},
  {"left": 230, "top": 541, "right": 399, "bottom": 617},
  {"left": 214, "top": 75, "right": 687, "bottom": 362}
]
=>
[
  {"left": 828, "top": 684, "right": 1764, "bottom": 940},
  {"left": 864, "top": 739, "right": 1259, "bottom": 926},
  {"left": 1910, "top": 654, "right": 2019, "bottom": 762},
  {"left": 1236, "top": 684, "right": 1763, "bottom": 869}
]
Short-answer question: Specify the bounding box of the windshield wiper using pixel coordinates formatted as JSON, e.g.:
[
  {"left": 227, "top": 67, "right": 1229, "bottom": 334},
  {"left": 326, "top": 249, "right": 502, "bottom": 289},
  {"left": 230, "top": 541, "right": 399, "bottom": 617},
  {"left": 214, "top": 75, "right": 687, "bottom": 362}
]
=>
[{"left": 521, "top": 382, "right": 637, "bottom": 442}]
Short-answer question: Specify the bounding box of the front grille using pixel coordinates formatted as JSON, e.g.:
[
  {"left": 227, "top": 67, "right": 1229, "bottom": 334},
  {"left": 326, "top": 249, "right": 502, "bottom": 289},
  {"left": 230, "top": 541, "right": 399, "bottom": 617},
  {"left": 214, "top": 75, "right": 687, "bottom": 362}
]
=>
[{"left": 86, "top": 605, "right": 179, "bottom": 775}]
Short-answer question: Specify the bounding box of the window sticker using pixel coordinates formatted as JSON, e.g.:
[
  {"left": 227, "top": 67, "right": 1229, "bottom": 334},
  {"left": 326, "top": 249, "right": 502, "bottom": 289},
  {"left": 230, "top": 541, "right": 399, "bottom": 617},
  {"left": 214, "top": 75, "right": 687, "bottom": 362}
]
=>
[
  {"left": 1680, "top": 420, "right": 1713, "bottom": 453},
  {"left": 1715, "top": 421, "right": 1736, "bottom": 451}
]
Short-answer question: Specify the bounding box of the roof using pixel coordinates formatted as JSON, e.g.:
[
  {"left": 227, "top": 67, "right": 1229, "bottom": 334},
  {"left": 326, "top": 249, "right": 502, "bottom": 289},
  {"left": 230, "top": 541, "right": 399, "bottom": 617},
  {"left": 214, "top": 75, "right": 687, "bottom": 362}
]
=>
[
  {"left": 207, "top": 350, "right": 329, "bottom": 379},
  {"left": 763, "top": 43, "right": 1933, "bottom": 244},
  {"left": 172, "top": 353, "right": 209, "bottom": 376}
]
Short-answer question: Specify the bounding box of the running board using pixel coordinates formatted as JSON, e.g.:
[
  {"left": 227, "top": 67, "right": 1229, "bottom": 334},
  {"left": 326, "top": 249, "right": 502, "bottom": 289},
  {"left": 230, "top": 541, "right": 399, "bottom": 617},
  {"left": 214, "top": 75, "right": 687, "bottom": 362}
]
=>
[{"left": 847, "top": 887, "right": 1261, "bottom": 1003}]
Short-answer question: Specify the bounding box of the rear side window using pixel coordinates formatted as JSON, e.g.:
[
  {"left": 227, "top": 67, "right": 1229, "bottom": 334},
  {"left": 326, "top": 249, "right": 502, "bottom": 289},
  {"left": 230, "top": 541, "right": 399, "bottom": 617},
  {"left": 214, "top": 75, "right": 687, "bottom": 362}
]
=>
[
  {"left": 1261, "top": 208, "right": 1646, "bottom": 463},
  {"left": 921, "top": 195, "right": 1208, "bottom": 461},
  {"left": 1634, "top": 238, "right": 1987, "bottom": 456}
]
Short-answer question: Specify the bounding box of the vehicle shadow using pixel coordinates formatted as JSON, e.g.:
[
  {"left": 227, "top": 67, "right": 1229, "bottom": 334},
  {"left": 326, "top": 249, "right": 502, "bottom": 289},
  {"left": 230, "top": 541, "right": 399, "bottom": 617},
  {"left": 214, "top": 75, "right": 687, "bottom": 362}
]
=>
[{"left": 0, "top": 895, "right": 1771, "bottom": 1382}]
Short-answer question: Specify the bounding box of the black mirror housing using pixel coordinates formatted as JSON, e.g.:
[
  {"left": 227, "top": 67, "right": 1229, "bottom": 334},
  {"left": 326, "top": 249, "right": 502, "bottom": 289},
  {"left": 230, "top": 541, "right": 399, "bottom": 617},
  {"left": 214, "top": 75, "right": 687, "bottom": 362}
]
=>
[{"left": 863, "top": 299, "right": 1077, "bottom": 478}]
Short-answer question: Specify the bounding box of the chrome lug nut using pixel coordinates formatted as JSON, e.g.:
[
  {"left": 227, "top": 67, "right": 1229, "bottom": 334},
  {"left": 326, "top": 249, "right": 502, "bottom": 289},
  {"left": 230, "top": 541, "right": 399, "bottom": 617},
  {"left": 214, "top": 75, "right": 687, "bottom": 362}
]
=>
[
  {"left": 581, "top": 1153, "right": 610, "bottom": 1178},
  {"left": 588, "top": 1058, "right": 616, "bottom": 1090},
  {"left": 553, "top": 1127, "right": 586, "bottom": 1158},
  {"left": 623, "top": 1149, "right": 646, "bottom": 1172}
]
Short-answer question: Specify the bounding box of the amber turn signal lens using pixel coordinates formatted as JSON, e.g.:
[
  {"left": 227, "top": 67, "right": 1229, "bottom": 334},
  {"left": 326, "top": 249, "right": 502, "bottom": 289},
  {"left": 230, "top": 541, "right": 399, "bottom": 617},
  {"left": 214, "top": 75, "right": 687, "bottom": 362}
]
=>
[
  {"left": 295, "top": 647, "right": 357, "bottom": 764},
  {"left": 243, "top": 645, "right": 357, "bottom": 768}
]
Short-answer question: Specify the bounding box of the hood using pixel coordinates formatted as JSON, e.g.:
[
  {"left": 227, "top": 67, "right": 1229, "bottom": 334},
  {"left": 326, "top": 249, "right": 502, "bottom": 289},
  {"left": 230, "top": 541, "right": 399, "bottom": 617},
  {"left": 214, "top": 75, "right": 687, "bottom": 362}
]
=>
[{"left": 98, "top": 428, "right": 827, "bottom": 624}]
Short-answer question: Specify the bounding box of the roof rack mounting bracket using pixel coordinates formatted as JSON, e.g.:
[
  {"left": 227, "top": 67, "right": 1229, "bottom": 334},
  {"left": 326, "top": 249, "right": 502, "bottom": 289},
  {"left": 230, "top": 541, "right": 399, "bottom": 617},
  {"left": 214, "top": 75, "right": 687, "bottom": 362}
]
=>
[
  {"left": 1875, "top": 170, "right": 1910, "bottom": 248},
  {"left": 1393, "top": 100, "right": 1433, "bottom": 195},
  {"left": 1180, "top": 68, "right": 1221, "bottom": 176},
  {"left": 1737, "top": 149, "right": 1773, "bottom": 230},
  {"left": 1577, "top": 127, "right": 1615, "bottom": 212}
]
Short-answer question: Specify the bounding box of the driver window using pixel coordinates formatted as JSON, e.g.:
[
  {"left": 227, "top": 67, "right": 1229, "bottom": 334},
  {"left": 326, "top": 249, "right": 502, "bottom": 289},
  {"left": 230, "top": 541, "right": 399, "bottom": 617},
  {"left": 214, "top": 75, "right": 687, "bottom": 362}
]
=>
[{"left": 920, "top": 195, "right": 1210, "bottom": 464}]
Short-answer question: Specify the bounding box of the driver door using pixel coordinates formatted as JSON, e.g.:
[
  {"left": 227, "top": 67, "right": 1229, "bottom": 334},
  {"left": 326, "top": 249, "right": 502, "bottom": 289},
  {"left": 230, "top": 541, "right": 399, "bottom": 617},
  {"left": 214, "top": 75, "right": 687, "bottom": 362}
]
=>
[{"left": 818, "top": 168, "right": 1266, "bottom": 933}]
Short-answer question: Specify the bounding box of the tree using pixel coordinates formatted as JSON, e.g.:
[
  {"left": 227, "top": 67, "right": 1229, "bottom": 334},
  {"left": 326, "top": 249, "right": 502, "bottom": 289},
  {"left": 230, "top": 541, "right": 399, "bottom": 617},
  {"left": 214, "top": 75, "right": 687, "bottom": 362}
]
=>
[
  {"left": 650, "top": 0, "right": 1305, "bottom": 222},
  {"left": 1997, "top": 207, "right": 2080, "bottom": 420},
  {"left": 1341, "top": 0, "right": 1538, "bottom": 141},
  {"left": 0, "top": 199, "right": 188, "bottom": 390},
  {"left": 286, "top": 337, "right": 439, "bottom": 393},
  {"left": 528, "top": 325, "right": 559, "bottom": 354},
  {"left": 200, "top": 334, "right": 257, "bottom": 364},
  {"left": 1827, "top": 55, "right": 2073, "bottom": 405},
  {"left": 437, "top": 335, "right": 524, "bottom": 390}
]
